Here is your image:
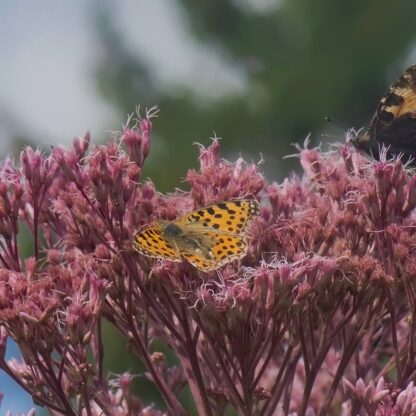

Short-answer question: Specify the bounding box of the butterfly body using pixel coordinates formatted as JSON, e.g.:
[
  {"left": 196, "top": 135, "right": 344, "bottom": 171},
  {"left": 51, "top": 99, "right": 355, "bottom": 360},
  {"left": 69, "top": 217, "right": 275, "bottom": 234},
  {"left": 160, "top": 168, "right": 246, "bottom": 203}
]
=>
[
  {"left": 133, "top": 199, "right": 260, "bottom": 272},
  {"left": 159, "top": 221, "right": 217, "bottom": 260},
  {"left": 351, "top": 65, "right": 416, "bottom": 163}
]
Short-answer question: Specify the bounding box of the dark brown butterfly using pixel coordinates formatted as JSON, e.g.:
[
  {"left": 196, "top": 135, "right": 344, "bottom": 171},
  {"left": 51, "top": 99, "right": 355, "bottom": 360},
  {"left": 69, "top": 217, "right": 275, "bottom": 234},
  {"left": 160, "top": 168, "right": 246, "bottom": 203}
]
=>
[{"left": 351, "top": 65, "right": 416, "bottom": 163}]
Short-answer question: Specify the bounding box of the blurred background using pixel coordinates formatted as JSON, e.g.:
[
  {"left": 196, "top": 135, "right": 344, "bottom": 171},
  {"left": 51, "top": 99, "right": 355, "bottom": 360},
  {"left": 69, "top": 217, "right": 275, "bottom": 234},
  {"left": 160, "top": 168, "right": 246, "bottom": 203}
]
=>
[{"left": 1, "top": 0, "right": 416, "bottom": 413}]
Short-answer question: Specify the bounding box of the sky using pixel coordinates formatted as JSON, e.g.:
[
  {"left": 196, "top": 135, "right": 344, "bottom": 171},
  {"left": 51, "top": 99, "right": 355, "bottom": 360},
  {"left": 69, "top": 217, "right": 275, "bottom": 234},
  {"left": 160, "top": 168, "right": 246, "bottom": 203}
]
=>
[
  {"left": 0, "top": 2, "right": 114, "bottom": 149},
  {"left": 0, "top": 0, "right": 247, "bottom": 412},
  {"left": 0, "top": 0, "right": 246, "bottom": 153}
]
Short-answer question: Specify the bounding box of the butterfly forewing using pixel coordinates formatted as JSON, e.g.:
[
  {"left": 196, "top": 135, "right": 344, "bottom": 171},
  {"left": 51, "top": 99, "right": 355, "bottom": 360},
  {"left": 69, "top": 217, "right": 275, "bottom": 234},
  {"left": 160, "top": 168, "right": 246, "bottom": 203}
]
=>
[
  {"left": 352, "top": 65, "right": 416, "bottom": 162},
  {"left": 180, "top": 199, "right": 260, "bottom": 235},
  {"left": 366, "top": 66, "right": 416, "bottom": 133}
]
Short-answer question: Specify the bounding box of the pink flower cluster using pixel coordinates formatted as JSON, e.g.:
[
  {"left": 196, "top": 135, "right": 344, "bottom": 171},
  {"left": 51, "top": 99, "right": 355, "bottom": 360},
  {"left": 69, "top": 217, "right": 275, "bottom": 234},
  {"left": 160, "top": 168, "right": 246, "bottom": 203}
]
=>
[{"left": 1, "top": 109, "right": 416, "bottom": 415}]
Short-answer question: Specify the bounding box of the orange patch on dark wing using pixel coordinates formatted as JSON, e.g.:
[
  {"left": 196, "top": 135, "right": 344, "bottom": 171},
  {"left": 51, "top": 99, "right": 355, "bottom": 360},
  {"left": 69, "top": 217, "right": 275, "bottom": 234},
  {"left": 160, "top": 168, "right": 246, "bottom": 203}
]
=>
[
  {"left": 351, "top": 65, "right": 416, "bottom": 160},
  {"left": 388, "top": 88, "right": 416, "bottom": 117}
]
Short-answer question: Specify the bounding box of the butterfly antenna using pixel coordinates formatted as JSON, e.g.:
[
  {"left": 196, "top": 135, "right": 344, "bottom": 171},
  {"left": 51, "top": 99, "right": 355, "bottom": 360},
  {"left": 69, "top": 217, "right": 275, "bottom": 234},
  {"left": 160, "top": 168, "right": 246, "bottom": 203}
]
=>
[
  {"left": 325, "top": 116, "right": 348, "bottom": 133},
  {"left": 322, "top": 117, "right": 353, "bottom": 146}
]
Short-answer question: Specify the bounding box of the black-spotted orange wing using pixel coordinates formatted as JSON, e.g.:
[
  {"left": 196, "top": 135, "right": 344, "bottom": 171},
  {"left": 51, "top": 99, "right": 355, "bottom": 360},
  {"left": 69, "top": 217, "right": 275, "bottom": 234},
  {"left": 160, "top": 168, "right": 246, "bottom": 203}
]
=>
[
  {"left": 351, "top": 65, "right": 416, "bottom": 162},
  {"left": 133, "top": 199, "right": 260, "bottom": 272},
  {"left": 180, "top": 199, "right": 260, "bottom": 235},
  {"left": 179, "top": 233, "right": 248, "bottom": 272},
  {"left": 133, "top": 226, "right": 181, "bottom": 261}
]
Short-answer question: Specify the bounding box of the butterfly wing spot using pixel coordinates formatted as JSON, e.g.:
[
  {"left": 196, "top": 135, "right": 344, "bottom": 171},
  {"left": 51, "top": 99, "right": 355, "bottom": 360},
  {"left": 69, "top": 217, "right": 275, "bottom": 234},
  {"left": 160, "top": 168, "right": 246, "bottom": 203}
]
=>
[
  {"left": 133, "top": 227, "right": 181, "bottom": 261},
  {"left": 210, "top": 234, "right": 248, "bottom": 265}
]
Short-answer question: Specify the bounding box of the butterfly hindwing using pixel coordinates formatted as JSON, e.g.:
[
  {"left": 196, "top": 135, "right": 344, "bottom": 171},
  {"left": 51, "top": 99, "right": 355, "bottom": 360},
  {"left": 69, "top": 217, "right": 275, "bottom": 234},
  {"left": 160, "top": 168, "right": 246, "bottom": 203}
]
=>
[
  {"left": 208, "top": 233, "right": 248, "bottom": 264},
  {"left": 133, "top": 227, "right": 181, "bottom": 261},
  {"left": 178, "top": 251, "right": 217, "bottom": 272},
  {"left": 376, "top": 114, "right": 416, "bottom": 156},
  {"left": 179, "top": 232, "right": 248, "bottom": 272}
]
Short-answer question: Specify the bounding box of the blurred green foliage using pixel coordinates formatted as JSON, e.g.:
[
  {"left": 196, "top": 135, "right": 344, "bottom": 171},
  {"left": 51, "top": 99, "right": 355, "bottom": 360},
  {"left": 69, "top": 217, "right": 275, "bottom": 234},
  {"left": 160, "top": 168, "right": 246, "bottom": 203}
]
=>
[{"left": 94, "top": 0, "right": 416, "bottom": 191}]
